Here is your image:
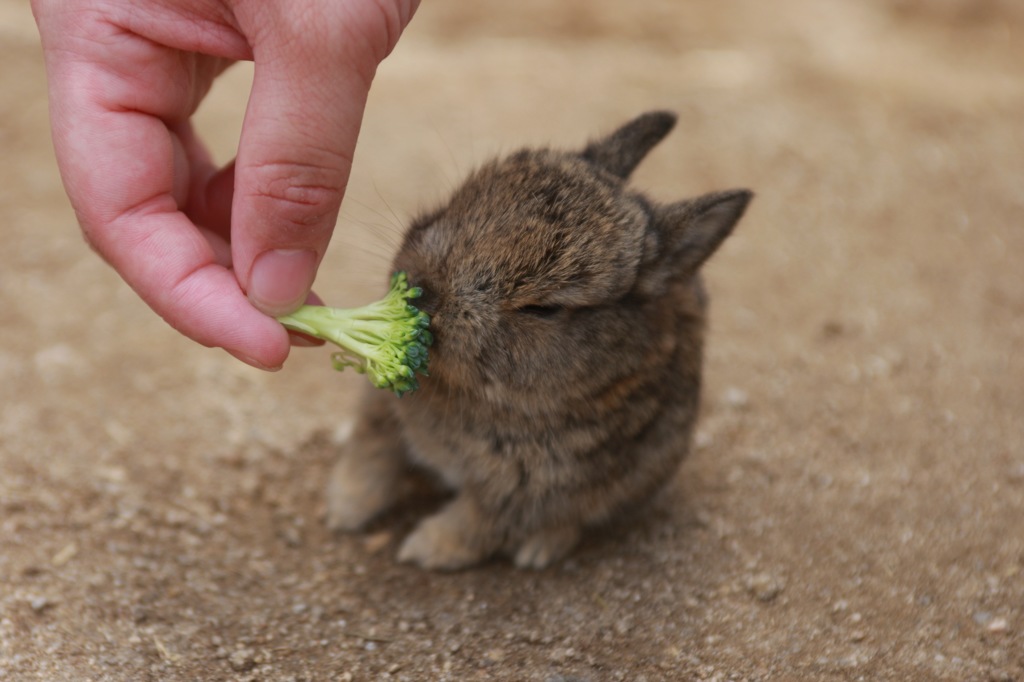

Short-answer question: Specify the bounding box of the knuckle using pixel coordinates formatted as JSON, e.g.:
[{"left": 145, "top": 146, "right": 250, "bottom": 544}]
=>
[
  {"left": 246, "top": 160, "right": 347, "bottom": 230},
  {"left": 271, "top": 0, "right": 412, "bottom": 64}
]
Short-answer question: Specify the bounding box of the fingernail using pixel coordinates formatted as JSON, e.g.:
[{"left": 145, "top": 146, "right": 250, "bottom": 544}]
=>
[
  {"left": 249, "top": 249, "right": 317, "bottom": 316},
  {"left": 226, "top": 348, "right": 282, "bottom": 372},
  {"left": 288, "top": 331, "right": 324, "bottom": 347}
]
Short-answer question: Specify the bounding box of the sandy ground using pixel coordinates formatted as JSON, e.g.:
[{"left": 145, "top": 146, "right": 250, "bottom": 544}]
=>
[{"left": 2, "top": 0, "right": 1024, "bottom": 680}]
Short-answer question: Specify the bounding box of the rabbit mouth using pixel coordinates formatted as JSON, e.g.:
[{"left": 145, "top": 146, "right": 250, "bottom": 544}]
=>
[{"left": 414, "top": 341, "right": 505, "bottom": 398}]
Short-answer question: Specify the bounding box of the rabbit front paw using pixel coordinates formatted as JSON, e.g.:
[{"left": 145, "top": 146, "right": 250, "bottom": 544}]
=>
[
  {"left": 514, "top": 524, "right": 581, "bottom": 569},
  {"left": 326, "top": 452, "right": 403, "bottom": 532},
  {"left": 397, "top": 497, "right": 491, "bottom": 570}
]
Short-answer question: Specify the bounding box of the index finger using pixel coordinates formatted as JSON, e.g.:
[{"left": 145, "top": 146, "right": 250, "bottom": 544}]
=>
[{"left": 230, "top": 0, "right": 420, "bottom": 316}]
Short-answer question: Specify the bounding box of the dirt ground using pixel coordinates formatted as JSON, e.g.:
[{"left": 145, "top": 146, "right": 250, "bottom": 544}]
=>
[{"left": 2, "top": 0, "right": 1023, "bottom": 680}]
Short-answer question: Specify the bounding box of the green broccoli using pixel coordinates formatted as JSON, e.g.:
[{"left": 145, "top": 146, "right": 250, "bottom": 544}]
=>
[{"left": 277, "top": 272, "right": 432, "bottom": 396}]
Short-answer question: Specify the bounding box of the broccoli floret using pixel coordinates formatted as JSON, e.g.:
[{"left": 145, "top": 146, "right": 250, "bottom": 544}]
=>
[{"left": 277, "top": 272, "right": 432, "bottom": 396}]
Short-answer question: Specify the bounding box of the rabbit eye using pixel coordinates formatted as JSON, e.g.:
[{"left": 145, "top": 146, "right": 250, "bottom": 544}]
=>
[{"left": 518, "top": 304, "right": 563, "bottom": 319}]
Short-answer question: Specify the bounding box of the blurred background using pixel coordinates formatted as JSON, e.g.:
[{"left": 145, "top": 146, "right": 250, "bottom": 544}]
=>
[{"left": 2, "top": 0, "right": 1023, "bottom": 679}]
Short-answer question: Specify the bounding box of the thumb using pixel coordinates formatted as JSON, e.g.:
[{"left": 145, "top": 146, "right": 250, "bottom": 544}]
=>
[{"left": 232, "top": 0, "right": 418, "bottom": 317}]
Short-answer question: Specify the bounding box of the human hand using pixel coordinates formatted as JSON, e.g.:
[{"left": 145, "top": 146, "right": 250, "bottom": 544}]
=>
[{"left": 32, "top": 0, "right": 419, "bottom": 370}]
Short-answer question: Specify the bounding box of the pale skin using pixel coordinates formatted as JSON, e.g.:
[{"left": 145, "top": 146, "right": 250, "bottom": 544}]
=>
[{"left": 31, "top": 0, "right": 420, "bottom": 370}]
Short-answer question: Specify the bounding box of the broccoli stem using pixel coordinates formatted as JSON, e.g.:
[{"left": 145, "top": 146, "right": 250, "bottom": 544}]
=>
[{"left": 276, "top": 272, "right": 431, "bottom": 397}]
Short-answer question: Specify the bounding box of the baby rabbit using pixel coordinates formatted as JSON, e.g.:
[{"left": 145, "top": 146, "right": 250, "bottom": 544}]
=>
[{"left": 327, "top": 111, "right": 752, "bottom": 570}]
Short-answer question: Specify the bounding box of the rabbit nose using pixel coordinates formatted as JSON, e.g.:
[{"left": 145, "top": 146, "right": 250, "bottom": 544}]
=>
[{"left": 414, "top": 286, "right": 439, "bottom": 317}]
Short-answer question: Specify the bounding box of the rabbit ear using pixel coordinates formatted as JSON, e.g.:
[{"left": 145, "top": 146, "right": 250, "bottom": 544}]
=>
[
  {"left": 581, "top": 111, "right": 678, "bottom": 179},
  {"left": 637, "top": 189, "right": 753, "bottom": 294},
  {"left": 666, "top": 189, "right": 753, "bottom": 272}
]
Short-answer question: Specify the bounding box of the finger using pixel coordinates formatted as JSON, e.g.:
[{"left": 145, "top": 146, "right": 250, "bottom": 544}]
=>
[
  {"left": 170, "top": 122, "right": 233, "bottom": 266},
  {"left": 92, "top": 109, "right": 291, "bottom": 368},
  {"left": 231, "top": 0, "right": 420, "bottom": 317},
  {"left": 173, "top": 120, "right": 320, "bottom": 347},
  {"left": 173, "top": 120, "right": 225, "bottom": 228},
  {"left": 40, "top": 34, "right": 290, "bottom": 368}
]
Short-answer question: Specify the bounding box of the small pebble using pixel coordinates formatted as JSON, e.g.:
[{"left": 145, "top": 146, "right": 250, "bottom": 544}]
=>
[
  {"left": 229, "top": 648, "right": 257, "bottom": 672},
  {"left": 987, "top": 617, "right": 1009, "bottom": 633},
  {"left": 745, "top": 573, "right": 784, "bottom": 602},
  {"left": 51, "top": 543, "right": 78, "bottom": 567},
  {"left": 722, "top": 387, "right": 750, "bottom": 409},
  {"left": 280, "top": 525, "right": 303, "bottom": 547},
  {"left": 29, "top": 596, "right": 52, "bottom": 613}
]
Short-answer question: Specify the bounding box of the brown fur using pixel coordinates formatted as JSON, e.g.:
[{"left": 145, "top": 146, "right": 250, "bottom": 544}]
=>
[{"left": 326, "top": 111, "right": 753, "bottom": 570}]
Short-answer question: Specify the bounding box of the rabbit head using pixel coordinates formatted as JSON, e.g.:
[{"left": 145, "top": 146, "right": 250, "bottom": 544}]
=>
[{"left": 393, "top": 111, "right": 752, "bottom": 407}]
